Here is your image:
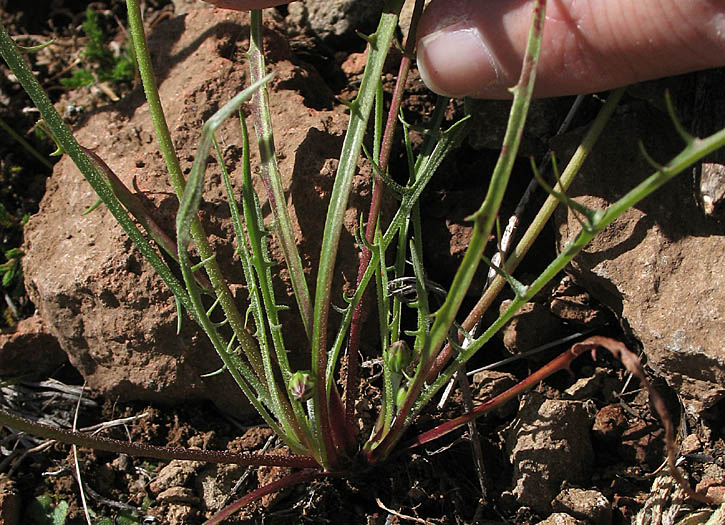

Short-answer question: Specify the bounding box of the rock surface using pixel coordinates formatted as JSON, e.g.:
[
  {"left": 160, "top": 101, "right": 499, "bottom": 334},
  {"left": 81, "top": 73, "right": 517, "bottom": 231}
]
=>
[
  {"left": 467, "top": 97, "right": 574, "bottom": 157},
  {"left": 149, "top": 460, "right": 203, "bottom": 495},
  {"left": 398, "top": 0, "right": 432, "bottom": 37},
  {"left": 499, "top": 300, "right": 565, "bottom": 356},
  {"left": 591, "top": 403, "right": 628, "bottom": 445},
  {"left": 156, "top": 486, "right": 200, "bottom": 505},
  {"left": 549, "top": 275, "right": 609, "bottom": 327},
  {"left": 195, "top": 463, "right": 246, "bottom": 512},
  {"left": 505, "top": 392, "right": 595, "bottom": 513},
  {"left": 0, "top": 314, "right": 66, "bottom": 377},
  {"left": 551, "top": 487, "right": 612, "bottom": 524},
  {"left": 472, "top": 369, "right": 518, "bottom": 418},
  {"left": 536, "top": 513, "right": 584, "bottom": 525},
  {"left": 23, "top": 9, "right": 368, "bottom": 414},
  {"left": 286, "top": 0, "right": 385, "bottom": 45},
  {"left": 553, "top": 100, "right": 725, "bottom": 413}
]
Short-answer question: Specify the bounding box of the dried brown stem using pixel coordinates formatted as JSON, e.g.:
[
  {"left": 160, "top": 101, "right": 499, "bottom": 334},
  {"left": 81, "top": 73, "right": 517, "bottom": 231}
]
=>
[{"left": 578, "top": 337, "right": 715, "bottom": 505}]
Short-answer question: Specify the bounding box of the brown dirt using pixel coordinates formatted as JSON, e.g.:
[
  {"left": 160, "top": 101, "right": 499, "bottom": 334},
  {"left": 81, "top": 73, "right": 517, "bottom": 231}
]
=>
[{"left": 1, "top": 2, "right": 724, "bottom": 525}]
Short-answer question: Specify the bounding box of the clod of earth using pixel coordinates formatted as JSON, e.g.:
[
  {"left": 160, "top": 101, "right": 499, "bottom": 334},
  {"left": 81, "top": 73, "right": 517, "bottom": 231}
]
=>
[
  {"left": 0, "top": 314, "right": 65, "bottom": 377},
  {"left": 504, "top": 391, "right": 596, "bottom": 513}
]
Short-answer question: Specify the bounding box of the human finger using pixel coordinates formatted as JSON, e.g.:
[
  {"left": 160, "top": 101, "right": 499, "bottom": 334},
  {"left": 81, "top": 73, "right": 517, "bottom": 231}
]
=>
[{"left": 416, "top": 0, "right": 725, "bottom": 98}]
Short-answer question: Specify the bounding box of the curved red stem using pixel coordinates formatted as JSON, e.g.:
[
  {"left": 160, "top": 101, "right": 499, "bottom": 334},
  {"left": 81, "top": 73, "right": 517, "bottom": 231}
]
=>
[
  {"left": 204, "top": 469, "right": 322, "bottom": 524},
  {"left": 345, "top": 0, "right": 426, "bottom": 437}
]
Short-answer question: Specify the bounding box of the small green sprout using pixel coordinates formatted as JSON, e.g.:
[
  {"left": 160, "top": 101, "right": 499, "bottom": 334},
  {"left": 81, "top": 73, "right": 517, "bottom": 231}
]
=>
[
  {"left": 26, "top": 494, "right": 68, "bottom": 525},
  {"left": 288, "top": 370, "right": 315, "bottom": 402},
  {"left": 385, "top": 340, "right": 412, "bottom": 374},
  {"left": 0, "top": 247, "right": 23, "bottom": 288},
  {"left": 395, "top": 385, "right": 408, "bottom": 409}
]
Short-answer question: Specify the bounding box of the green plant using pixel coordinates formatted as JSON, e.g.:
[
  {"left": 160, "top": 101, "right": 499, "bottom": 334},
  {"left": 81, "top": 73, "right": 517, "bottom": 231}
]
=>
[
  {"left": 26, "top": 494, "right": 68, "bottom": 525},
  {"left": 95, "top": 512, "right": 143, "bottom": 525},
  {"left": 1, "top": 0, "right": 724, "bottom": 522},
  {"left": 0, "top": 200, "right": 25, "bottom": 296},
  {"left": 0, "top": 247, "right": 23, "bottom": 289},
  {"left": 0, "top": 198, "right": 29, "bottom": 325},
  {"left": 61, "top": 8, "right": 135, "bottom": 90}
]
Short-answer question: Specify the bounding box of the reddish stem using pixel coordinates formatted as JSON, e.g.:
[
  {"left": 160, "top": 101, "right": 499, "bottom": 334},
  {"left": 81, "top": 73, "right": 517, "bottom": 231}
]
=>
[
  {"left": 426, "top": 302, "right": 483, "bottom": 383},
  {"left": 0, "top": 408, "right": 318, "bottom": 468},
  {"left": 329, "top": 383, "right": 356, "bottom": 454},
  {"left": 205, "top": 469, "right": 322, "bottom": 524},
  {"left": 344, "top": 0, "right": 426, "bottom": 436},
  {"left": 314, "top": 361, "right": 339, "bottom": 468},
  {"left": 406, "top": 343, "right": 590, "bottom": 450},
  {"left": 407, "top": 335, "right": 716, "bottom": 507}
]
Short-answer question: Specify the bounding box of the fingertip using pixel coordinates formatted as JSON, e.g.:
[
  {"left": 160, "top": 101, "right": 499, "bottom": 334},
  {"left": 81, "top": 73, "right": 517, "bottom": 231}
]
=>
[
  {"left": 416, "top": 0, "right": 725, "bottom": 99},
  {"left": 417, "top": 25, "right": 503, "bottom": 98},
  {"left": 416, "top": 0, "right": 524, "bottom": 99}
]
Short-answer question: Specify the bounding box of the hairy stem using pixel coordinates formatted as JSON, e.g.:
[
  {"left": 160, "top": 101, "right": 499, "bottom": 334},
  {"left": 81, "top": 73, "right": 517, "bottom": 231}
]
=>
[
  {"left": 175, "top": 74, "right": 311, "bottom": 454},
  {"left": 427, "top": 87, "right": 626, "bottom": 381},
  {"left": 369, "top": 0, "right": 548, "bottom": 463},
  {"left": 411, "top": 121, "right": 725, "bottom": 427},
  {"left": 0, "top": 408, "right": 317, "bottom": 468},
  {"left": 247, "top": 10, "right": 313, "bottom": 341},
  {"left": 0, "top": 21, "right": 194, "bottom": 318},
  {"left": 126, "top": 0, "right": 266, "bottom": 382},
  {"left": 310, "top": 1, "right": 403, "bottom": 468},
  {"left": 345, "top": 0, "right": 426, "bottom": 437}
]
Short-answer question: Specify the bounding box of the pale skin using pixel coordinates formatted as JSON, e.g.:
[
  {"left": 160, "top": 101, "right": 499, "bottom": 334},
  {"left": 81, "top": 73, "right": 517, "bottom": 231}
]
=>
[{"left": 205, "top": 0, "right": 725, "bottom": 98}]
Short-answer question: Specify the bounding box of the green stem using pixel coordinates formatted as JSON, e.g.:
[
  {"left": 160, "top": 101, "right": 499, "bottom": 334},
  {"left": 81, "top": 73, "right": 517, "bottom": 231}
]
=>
[
  {"left": 226, "top": 121, "right": 315, "bottom": 454},
  {"left": 247, "top": 10, "right": 313, "bottom": 341},
  {"left": 174, "top": 74, "right": 311, "bottom": 455},
  {"left": 427, "top": 87, "right": 626, "bottom": 381},
  {"left": 369, "top": 0, "right": 548, "bottom": 462},
  {"left": 81, "top": 146, "right": 214, "bottom": 293},
  {"left": 416, "top": 122, "right": 725, "bottom": 423},
  {"left": 420, "top": 0, "right": 545, "bottom": 369},
  {"left": 345, "top": 0, "right": 426, "bottom": 434},
  {"left": 0, "top": 21, "right": 194, "bottom": 319},
  {"left": 310, "top": 2, "right": 403, "bottom": 468},
  {"left": 326, "top": 114, "right": 469, "bottom": 396},
  {"left": 125, "top": 0, "right": 181, "bottom": 198},
  {"left": 125, "top": 0, "right": 266, "bottom": 384}
]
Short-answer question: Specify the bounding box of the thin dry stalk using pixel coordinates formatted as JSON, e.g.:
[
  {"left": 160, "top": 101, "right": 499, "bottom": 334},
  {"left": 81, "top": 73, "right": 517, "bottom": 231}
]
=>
[
  {"left": 71, "top": 384, "right": 92, "bottom": 525},
  {"left": 375, "top": 497, "right": 432, "bottom": 524}
]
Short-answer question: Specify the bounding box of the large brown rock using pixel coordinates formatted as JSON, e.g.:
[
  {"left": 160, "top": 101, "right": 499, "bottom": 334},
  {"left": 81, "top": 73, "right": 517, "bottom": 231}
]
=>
[
  {"left": 23, "top": 9, "right": 368, "bottom": 414},
  {"left": 553, "top": 99, "right": 725, "bottom": 413},
  {"left": 505, "top": 393, "right": 596, "bottom": 513}
]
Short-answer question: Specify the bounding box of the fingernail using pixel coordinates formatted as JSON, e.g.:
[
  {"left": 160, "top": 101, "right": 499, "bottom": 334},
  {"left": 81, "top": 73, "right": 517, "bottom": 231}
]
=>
[{"left": 417, "top": 21, "right": 501, "bottom": 98}]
